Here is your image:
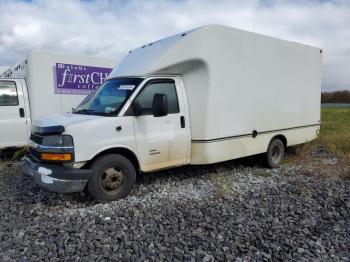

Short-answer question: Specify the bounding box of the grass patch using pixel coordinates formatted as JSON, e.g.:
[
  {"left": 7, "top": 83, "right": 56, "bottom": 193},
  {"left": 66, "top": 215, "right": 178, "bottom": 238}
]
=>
[
  {"left": 287, "top": 108, "right": 350, "bottom": 179},
  {"left": 319, "top": 108, "right": 350, "bottom": 155},
  {"left": 293, "top": 108, "right": 350, "bottom": 158},
  {"left": 0, "top": 147, "right": 28, "bottom": 162}
]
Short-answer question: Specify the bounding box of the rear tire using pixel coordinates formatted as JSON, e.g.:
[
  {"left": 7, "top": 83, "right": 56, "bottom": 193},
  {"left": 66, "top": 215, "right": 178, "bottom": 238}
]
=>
[
  {"left": 87, "top": 154, "right": 136, "bottom": 202},
  {"left": 266, "top": 138, "right": 285, "bottom": 168}
]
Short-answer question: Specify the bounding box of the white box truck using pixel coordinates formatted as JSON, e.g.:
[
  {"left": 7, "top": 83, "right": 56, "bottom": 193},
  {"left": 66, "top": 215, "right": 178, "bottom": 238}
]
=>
[
  {"left": 23, "top": 25, "right": 322, "bottom": 201},
  {"left": 0, "top": 50, "right": 116, "bottom": 149}
]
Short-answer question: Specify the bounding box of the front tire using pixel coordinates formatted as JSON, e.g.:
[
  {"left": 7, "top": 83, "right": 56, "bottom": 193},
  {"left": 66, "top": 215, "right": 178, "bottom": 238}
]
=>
[
  {"left": 87, "top": 154, "right": 136, "bottom": 202},
  {"left": 266, "top": 138, "right": 285, "bottom": 168}
]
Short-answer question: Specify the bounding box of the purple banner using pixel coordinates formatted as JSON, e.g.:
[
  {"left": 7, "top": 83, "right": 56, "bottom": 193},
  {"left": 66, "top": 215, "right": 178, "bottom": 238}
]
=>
[{"left": 54, "top": 63, "right": 113, "bottom": 95}]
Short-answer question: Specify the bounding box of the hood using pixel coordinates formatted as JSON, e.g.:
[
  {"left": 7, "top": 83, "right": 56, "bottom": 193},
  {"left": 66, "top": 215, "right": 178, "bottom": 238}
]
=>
[{"left": 32, "top": 113, "right": 101, "bottom": 129}]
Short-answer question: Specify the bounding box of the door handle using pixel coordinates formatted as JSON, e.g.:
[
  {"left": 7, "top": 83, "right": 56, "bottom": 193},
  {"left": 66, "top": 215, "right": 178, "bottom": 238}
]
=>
[
  {"left": 180, "top": 116, "right": 185, "bottom": 128},
  {"left": 19, "top": 108, "right": 25, "bottom": 118}
]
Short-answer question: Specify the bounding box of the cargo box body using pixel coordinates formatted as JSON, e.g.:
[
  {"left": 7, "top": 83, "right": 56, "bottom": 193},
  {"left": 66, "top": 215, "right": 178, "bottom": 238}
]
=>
[{"left": 110, "top": 25, "right": 322, "bottom": 164}]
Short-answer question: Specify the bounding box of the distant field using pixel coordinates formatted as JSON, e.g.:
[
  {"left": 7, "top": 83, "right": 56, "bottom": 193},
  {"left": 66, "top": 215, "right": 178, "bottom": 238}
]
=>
[{"left": 320, "top": 108, "right": 350, "bottom": 155}]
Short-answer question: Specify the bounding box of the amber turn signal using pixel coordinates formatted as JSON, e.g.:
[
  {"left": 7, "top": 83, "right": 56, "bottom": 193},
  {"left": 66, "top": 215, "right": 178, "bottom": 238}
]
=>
[{"left": 41, "top": 153, "right": 72, "bottom": 161}]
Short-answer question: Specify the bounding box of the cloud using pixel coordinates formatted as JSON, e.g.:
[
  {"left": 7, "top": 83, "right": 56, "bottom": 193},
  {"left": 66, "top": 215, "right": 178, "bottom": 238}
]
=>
[{"left": 0, "top": 0, "right": 349, "bottom": 91}]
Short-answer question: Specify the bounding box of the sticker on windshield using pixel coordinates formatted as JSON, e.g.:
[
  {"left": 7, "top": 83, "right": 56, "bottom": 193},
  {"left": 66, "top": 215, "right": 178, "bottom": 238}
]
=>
[
  {"left": 104, "top": 107, "right": 116, "bottom": 113},
  {"left": 119, "top": 85, "right": 135, "bottom": 90}
]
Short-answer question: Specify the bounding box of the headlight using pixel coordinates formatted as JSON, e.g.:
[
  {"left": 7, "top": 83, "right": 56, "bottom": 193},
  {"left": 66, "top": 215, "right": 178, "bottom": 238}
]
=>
[
  {"left": 42, "top": 135, "right": 73, "bottom": 147},
  {"left": 37, "top": 135, "right": 74, "bottom": 162}
]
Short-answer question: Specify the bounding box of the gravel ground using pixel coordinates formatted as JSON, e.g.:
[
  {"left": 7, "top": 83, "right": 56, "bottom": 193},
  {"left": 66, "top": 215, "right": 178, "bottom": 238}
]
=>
[{"left": 0, "top": 152, "right": 349, "bottom": 261}]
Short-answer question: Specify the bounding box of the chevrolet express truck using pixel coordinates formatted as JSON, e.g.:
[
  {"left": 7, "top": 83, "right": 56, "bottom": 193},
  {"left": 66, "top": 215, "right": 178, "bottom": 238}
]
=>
[
  {"left": 0, "top": 50, "right": 116, "bottom": 149},
  {"left": 23, "top": 25, "right": 322, "bottom": 201}
]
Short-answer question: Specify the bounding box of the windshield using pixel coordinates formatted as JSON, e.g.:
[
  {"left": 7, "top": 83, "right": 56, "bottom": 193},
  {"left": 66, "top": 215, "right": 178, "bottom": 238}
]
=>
[{"left": 74, "top": 78, "right": 143, "bottom": 116}]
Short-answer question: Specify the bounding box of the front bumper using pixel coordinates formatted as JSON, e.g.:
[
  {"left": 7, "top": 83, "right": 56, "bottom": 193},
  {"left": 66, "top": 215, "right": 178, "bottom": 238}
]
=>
[{"left": 22, "top": 157, "right": 91, "bottom": 193}]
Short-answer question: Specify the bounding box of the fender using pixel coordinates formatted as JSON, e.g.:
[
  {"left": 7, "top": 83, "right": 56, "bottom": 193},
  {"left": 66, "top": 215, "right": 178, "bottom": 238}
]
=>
[{"left": 88, "top": 144, "right": 142, "bottom": 170}]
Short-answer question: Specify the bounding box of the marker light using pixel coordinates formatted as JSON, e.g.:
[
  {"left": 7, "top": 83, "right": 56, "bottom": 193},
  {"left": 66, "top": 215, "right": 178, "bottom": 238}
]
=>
[{"left": 41, "top": 153, "right": 72, "bottom": 161}]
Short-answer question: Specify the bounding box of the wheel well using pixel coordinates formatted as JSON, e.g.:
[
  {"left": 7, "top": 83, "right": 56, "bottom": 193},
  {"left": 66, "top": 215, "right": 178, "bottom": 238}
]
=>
[
  {"left": 84, "top": 148, "right": 140, "bottom": 172},
  {"left": 270, "top": 135, "right": 287, "bottom": 148}
]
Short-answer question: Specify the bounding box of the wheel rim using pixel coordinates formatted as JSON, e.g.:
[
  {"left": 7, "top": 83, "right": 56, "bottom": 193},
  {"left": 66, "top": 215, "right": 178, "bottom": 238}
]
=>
[
  {"left": 271, "top": 144, "right": 282, "bottom": 164},
  {"left": 100, "top": 167, "right": 126, "bottom": 193}
]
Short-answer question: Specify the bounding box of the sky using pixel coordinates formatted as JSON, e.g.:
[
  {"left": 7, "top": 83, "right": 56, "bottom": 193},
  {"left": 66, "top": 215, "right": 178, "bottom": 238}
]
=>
[{"left": 0, "top": 0, "right": 349, "bottom": 91}]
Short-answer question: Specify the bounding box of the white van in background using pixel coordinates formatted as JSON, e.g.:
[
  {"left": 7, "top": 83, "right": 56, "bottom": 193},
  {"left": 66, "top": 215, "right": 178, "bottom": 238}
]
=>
[
  {"left": 23, "top": 25, "right": 322, "bottom": 201},
  {"left": 0, "top": 50, "right": 116, "bottom": 149}
]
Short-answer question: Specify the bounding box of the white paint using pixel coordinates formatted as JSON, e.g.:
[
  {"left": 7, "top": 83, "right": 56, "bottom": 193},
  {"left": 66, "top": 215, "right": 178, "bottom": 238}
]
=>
[
  {"left": 110, "top": 25, "right": 322, "bottom": 141},
  {"left": 191, "top": 126, "right": 319, "bottom": 164},
  {"left": 0, "top": 78, "right": 29, "bottom": 148}
]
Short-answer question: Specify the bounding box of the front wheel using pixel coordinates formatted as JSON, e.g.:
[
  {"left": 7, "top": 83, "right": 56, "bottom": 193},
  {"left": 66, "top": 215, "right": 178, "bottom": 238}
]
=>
[
  {"left": 87, "top": 154, "right": 136, "bottom": 202},
  {"left": 266, "top": 138, "right": 285, "bottom": 168}
]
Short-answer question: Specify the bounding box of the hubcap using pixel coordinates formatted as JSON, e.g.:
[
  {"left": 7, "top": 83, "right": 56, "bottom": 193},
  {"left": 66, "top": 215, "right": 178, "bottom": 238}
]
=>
[{"left": 100, "top": 167, "right": 125, "bottom": 192}]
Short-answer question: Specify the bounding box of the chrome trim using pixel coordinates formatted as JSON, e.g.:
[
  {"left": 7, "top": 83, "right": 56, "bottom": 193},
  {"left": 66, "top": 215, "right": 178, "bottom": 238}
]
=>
[{"left": 29, "top": 141, "right": 74, "bottom": 153}]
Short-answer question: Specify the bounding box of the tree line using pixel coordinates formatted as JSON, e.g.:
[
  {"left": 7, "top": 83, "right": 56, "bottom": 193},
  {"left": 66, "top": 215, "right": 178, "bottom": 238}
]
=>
[{"left": 321, "top": 90, "right": 350, "bottom": 103}]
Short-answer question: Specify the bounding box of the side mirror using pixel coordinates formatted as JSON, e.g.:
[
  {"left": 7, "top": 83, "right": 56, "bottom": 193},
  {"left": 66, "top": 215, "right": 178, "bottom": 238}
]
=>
[
  {"left": 132, "top": 100, "right": 143, "bottom": 116},
  {"left": 152, "top": 93, "right": 168, "bottom": 117}
]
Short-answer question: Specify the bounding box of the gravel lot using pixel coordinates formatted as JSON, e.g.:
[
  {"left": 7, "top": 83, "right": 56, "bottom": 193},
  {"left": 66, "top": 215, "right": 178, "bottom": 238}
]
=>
[{"left": 0, "top": 152, "right": 349, "bottom": 261}]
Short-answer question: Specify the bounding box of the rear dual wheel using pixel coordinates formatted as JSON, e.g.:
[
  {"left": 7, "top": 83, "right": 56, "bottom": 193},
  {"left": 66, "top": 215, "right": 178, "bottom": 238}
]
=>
[
  {"left": 266, "top": 138, "right": 285, "bottom": 168},
  {"left": 87, "top": 154, "right": 136, "bottom": 202}
]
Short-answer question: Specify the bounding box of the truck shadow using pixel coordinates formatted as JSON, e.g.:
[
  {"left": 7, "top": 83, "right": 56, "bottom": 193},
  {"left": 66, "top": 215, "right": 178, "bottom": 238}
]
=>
[
  {"left": 7, "top": 154, "right": 269, "bottom": 208},
  {"left": 137, "top": 154, "right": 266, "bottom": 186}
]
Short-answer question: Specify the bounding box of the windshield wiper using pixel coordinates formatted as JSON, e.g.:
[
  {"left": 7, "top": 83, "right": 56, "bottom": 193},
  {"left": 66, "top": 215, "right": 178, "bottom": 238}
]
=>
[
  {"left": 73, "top": 109, "right": 96, "bottom": 115},
  {"left": 73, "top": 109, "right": 117, "bottom": 117}
]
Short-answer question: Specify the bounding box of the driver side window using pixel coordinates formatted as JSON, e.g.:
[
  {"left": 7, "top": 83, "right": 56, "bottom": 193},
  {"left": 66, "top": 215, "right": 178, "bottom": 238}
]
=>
[
  {"left": 132, "top": 80, "right": 179, "bottom": 116},
  {"left": 0, "top": 81, "right": 19, "bottom": 106}
]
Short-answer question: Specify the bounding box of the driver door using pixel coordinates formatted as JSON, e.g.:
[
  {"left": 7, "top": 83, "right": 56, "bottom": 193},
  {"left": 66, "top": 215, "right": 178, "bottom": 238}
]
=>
[
  {"left": 128, "top": 78, "right": 190, "bottom": 172},
  {"left": 0, "top": 80, "right": 28, "bottom": 148}
]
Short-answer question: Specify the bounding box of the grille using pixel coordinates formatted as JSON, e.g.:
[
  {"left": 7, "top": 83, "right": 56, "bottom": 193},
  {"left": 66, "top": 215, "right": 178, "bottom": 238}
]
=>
[
  {"left": 30, "top": 133, "right": 43, "bottom": 145},
  {"left": 29, "top": 133, "right": 43, "bottom": 161}
]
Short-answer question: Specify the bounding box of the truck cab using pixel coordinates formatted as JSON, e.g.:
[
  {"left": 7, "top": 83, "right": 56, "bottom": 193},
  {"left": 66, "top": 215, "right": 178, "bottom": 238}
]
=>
[{"left": 23, "top": 76, "right": 191, "bottom": 201}]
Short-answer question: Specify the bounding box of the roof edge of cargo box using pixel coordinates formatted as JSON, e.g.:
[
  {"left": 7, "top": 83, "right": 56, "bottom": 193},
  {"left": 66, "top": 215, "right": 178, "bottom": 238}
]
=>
[
  {"left": 108, "top": 26, "right": 204, "bottom": 78},
  {"left": 1, "top": 50, "right": 116, "bottom": 78},
  {"left": 27, "top": 49, "right": 114, "bottom": 61},
  {"left": 108, "top": 24, "right": 321, "bottom": 79}
]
